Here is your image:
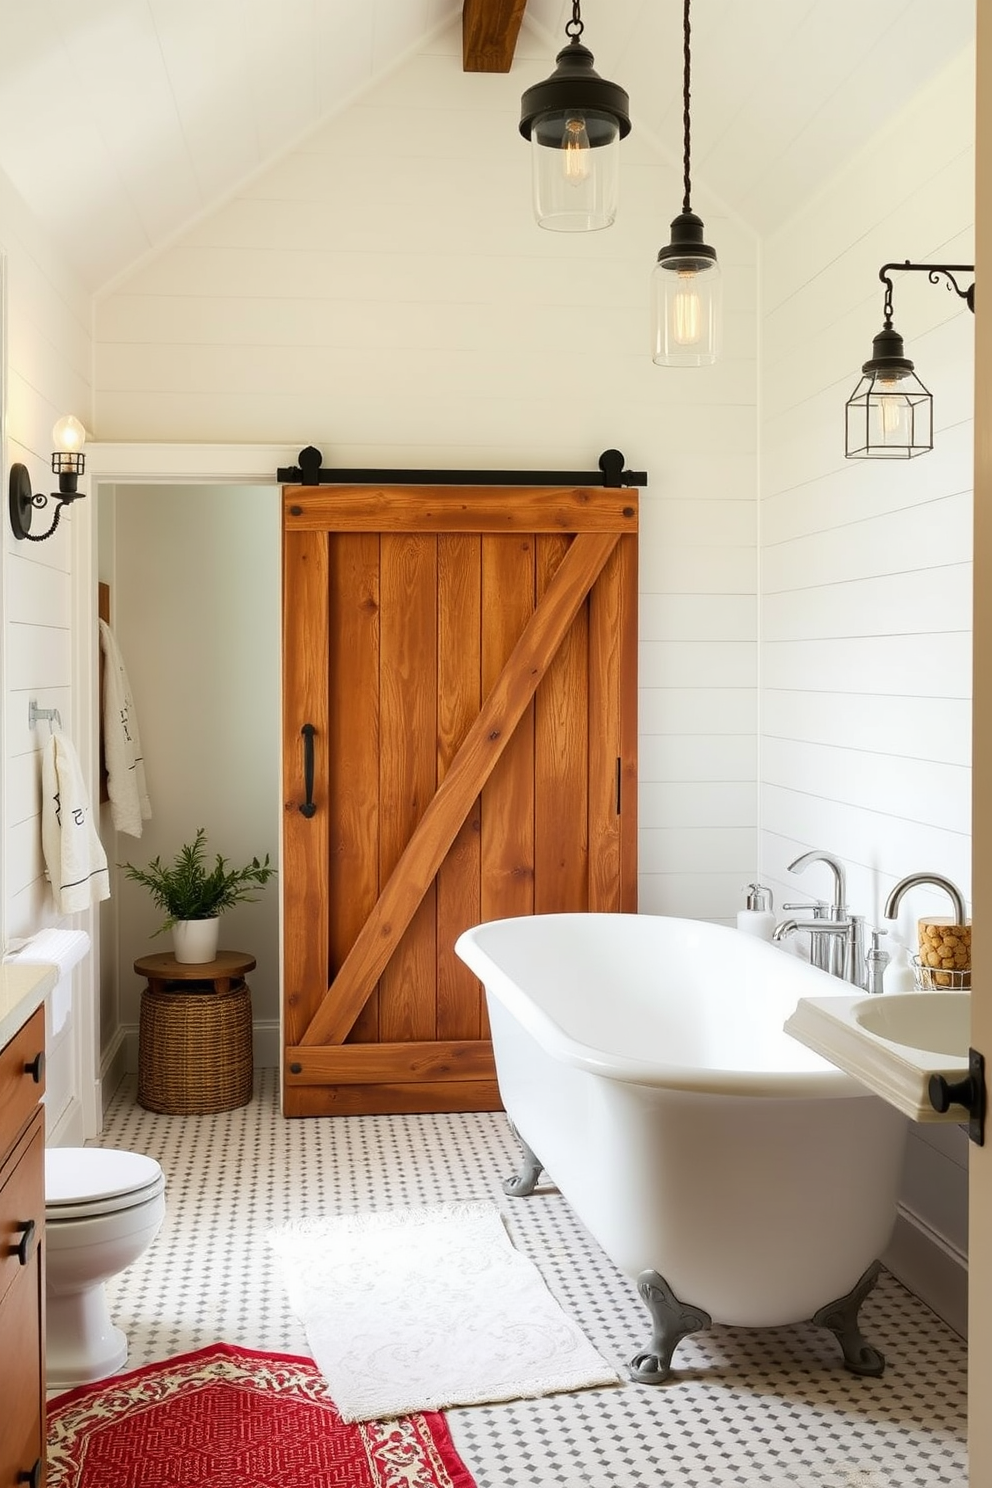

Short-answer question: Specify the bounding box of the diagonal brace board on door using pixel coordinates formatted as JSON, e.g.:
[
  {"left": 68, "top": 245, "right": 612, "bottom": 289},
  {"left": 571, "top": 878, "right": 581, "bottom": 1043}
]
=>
[{"left": 299, "top": 530, "right": 620, "bottom": 1047}]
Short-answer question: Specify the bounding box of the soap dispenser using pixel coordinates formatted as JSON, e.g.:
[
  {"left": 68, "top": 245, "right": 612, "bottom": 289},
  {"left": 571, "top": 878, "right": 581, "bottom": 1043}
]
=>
[{"left": 737, "top": 884, "right": 775, "bottom": 941}]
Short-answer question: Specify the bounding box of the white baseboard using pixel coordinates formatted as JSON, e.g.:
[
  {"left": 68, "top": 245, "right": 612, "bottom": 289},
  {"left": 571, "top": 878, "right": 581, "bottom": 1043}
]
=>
[
  {"left": 99, "top": 1028, "right": 130, "bottom": 1125},
  {"left": 47, "top": 1097, "right": 86, "bottom": 1147},
  {"left": 883, "top": 1205, "right": 968, "bottom": 1339}
]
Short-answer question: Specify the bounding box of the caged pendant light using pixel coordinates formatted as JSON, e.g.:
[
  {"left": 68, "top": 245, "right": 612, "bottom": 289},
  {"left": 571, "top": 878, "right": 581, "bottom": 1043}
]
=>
[
  {"left": 844, "top": 261, "right": 974, "bottom": 459},
  {"left": 651, "top": 0, "right": 721, "bottom": 366},
  {"left": 519, "top": 1, "right": 631, "bottom": 233}
]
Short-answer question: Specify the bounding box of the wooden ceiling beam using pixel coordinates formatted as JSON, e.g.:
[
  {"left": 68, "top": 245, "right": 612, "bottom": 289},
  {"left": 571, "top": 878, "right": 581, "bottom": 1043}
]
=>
[{"left": 462, "top": 0, "right": 528, "bottom": 73}]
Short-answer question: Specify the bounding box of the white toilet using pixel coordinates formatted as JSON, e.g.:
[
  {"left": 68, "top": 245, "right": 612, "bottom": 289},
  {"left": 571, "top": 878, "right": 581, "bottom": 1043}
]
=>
[{"left": 45, "top": 1147, "right": 166, "bottom": 1389}]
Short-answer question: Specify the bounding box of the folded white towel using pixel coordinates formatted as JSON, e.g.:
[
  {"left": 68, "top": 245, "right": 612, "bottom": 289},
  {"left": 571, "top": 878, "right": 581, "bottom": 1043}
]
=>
[
  {"left": 99, "top": 618, "right": 152, "bottom": 838},
  {"left": 41, "top": 732, "right": 111, "bottom": 914}
]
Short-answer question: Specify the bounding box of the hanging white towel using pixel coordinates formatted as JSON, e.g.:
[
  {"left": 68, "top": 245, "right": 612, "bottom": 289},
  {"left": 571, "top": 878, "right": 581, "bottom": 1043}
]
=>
[
  {"left": 41, "top": 732, "right": 111, "bottom": 914},
  {"left": 7, "top": 928, "right": 91, "bottom": 1037},
  {"left": 99, "top": 618, "right": 152, "bottom": 837}
]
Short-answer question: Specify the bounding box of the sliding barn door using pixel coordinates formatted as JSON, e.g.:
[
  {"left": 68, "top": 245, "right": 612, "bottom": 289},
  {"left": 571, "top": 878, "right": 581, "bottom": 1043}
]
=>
[{"left": 281, "top": 484, "right": 638, "bottom": 1117}]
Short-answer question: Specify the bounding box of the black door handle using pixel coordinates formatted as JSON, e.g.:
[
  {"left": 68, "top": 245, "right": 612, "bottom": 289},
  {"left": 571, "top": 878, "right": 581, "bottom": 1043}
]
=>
[
  {"left": 300, "top": 724, "right": 317, "bottom": 818},
  {"left": 13, "top": 1219, "right": 36, "bottom": 1266},
  {"left": 17, "top": 1459, "right": 42, "bottom": 1488}
]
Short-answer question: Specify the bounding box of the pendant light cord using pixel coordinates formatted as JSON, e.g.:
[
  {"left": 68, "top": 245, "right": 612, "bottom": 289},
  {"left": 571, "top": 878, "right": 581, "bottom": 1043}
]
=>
[
  {"left": 566, "top": 0, "right": 584, "bottom": 40},
  {"left": 682, "top": 0, "right": 693, "bottom": 213}
]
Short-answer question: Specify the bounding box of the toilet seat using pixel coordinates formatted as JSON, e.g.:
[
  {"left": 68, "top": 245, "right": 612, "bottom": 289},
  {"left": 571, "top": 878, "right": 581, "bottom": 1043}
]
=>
[{"left": 46, "top": 1148, "right": 165, "bottom": 1221}]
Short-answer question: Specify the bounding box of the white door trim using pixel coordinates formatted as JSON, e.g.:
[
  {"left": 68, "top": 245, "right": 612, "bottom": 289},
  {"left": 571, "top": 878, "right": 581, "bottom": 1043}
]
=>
[{"left": 75, "top": 442, "right": 294, "bottom": 1127}]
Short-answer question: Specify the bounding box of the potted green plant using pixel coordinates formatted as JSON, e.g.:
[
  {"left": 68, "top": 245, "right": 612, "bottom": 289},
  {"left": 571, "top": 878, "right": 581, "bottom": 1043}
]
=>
[{"left": 122, "top": 827, "right": 277, "bottom": 964}]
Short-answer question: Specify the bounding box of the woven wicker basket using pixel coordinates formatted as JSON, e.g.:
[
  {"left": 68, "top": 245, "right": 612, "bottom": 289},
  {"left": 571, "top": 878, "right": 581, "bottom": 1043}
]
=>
[{"left": 138, "top": 981, "right": 253, "bottom": 1114}]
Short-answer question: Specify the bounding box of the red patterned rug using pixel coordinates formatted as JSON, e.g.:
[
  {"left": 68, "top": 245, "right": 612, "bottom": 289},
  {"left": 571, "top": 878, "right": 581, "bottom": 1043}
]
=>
[{"left": 46, "top": 1343, "right": 477, "bottom": 1488}]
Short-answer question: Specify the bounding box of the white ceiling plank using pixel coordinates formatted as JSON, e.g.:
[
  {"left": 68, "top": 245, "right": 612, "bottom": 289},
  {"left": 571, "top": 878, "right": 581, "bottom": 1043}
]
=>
[
  {"left": 49, "top": 0, "right": 204, "bottom": 247},
  {"left": 0, "top": 0, "right": 976, "bottom": 290},
  {"left": 147, "top": 0, "right": 263, "bottom": 203}
]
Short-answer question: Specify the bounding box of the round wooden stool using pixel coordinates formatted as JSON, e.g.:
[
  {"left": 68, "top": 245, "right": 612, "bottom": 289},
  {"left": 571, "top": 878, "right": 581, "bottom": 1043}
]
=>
[{"left": 135, "top": 951, "right": 256, "bottom": 1114}]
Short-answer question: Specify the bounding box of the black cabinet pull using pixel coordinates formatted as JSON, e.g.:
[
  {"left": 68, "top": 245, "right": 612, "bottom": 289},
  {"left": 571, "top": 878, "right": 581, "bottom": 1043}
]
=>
[
  {"left": 13, "top": 1219, "right": 36, "bottom": 1266},
  {"left": 300, "top": 723, "right": 317, "bottom": 818},
  {"left": 18, "top": 1459, "right": 42, "bottom": 1488},
  {"left": 23, "top": 1051, "right": 44, "bottom": 1084}
]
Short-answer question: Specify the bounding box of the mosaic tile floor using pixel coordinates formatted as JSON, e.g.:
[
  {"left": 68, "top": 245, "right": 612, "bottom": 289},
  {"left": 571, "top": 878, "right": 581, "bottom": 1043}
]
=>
[{"left": 92, "top": 1070, "right": 967, "bottom": 1487}]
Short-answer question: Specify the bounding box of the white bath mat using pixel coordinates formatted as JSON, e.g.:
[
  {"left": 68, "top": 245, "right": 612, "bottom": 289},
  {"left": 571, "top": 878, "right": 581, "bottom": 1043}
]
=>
[{"left": 267, "top": 1199, "right": 620, "bottom": 1421}]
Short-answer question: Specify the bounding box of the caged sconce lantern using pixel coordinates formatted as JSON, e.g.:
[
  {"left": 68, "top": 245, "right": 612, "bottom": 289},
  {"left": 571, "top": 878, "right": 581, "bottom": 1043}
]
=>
[
  {"left": 651, "top": 0, "right": 721, "bottom": 366},
  {"left": 9, "top": 416, "right": 87, "bottom": 541},
  {"left": 519, "top": 0, "right": 631, "bottom": 232},
  {"left": 845, "top": 261, "right": 975, "bottom": 459}
]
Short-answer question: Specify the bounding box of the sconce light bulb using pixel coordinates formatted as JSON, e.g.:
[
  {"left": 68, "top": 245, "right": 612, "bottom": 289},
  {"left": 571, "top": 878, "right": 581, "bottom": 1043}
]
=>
[
  {"left": 562, "top": 115, "right": 591, "bottom": 184},
  {"left": 52, "top": 414, "right": 86, "bottom": 453}
]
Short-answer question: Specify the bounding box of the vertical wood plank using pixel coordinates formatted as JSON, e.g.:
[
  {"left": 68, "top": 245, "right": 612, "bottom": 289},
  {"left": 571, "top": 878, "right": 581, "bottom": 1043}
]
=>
[
  {"left": 588, "top": 540, "right": 623, "bottom": 912},
  {"left": 282, "top": 530, "right": 330, "bottom": 1050},
  {"left": 618, "top": 532, "right": 639, "bottom": 912},
  {"left": 327, "top": 534, "right": 382, "bottom": 1045},
  {"left": 535, "top": 535, "right": 589, "bottom": 912},
  {"left": 437, "top": 536, "right": 484, "bottom": 1041},
  {"left": 379, "top": 534, "right": 438, "bottom": 1041},
  {"left": 481, "top": 535, "right": 535, "bottom": 922}
]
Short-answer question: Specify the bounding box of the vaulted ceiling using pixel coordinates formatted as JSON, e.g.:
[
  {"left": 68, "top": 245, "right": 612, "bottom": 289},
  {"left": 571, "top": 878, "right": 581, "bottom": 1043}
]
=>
[{"left": 0, "top": 0, "right": 974, "bottom": 293}]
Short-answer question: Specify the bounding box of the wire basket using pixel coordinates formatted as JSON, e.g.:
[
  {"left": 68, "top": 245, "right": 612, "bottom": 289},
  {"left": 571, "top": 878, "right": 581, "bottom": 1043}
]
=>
[{"left": 911, "top": 955, "right": 971, "bottom": 992}]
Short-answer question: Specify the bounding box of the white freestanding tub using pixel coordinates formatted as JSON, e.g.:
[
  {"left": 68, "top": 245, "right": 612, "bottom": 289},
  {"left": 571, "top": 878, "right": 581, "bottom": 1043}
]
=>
[{"left": 455, "top": 912, "right": 908, "bottom": 1382}]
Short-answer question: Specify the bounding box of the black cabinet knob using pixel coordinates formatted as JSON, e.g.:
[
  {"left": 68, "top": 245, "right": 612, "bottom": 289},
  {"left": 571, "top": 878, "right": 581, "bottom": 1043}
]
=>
[{"left": 23, "top": 1051, "right": 44, "bottom": 1084}]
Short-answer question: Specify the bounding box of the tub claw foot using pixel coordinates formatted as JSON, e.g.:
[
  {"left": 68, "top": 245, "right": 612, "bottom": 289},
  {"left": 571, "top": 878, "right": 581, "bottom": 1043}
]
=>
[
  {"left": 812, "top": 1260, "right": 886, "bottom": 1377},
  {"left": 629, "top": 1270, "right": 712, "bottom": 1384},
  {"left": 502, "top": 1135, "right": 544, "bottom": 1197}
]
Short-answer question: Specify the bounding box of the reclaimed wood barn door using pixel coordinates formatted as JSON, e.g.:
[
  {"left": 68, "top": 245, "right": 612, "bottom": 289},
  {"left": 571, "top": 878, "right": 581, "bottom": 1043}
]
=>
[{"left": 281, "top": 483, "right": 638, "bottom": 1117}]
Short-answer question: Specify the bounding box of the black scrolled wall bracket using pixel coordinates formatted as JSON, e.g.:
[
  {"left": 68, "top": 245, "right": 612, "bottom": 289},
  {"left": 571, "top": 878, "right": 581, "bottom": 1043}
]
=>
[
  {"left": 9, "top": 462, "right": 85, "bottom": 542},
  {"left": 878, "top": 260, "right": 976, "bottom": 318},
  {"left": 928, "top": 1048, "right": 986, "bottom": 1145},
  {"left": 277, "top": 446, "right": 647, "bottom": 489}
]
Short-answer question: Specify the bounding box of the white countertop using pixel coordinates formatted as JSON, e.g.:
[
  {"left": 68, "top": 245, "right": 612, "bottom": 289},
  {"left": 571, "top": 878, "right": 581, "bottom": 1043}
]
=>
[{"left": 0, "top": 960, "right": 59, "bottom": 1050}]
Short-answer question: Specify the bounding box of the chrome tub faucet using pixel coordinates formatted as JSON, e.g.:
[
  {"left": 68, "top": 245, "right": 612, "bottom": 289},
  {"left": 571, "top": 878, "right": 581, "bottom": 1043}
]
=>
[{"left": 777, "top": 849, "right": 867, "bottom": 986}]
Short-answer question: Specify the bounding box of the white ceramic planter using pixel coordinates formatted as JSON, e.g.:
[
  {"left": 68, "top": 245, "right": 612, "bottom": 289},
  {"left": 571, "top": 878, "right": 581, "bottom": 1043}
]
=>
[{"left": 171, "top": 918, "right": 220, "bottom": 964}]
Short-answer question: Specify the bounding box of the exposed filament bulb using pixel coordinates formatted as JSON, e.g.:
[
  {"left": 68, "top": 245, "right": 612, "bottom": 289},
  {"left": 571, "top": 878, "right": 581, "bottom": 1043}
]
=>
[
  {"left": 671, "top": 270, "right": 702, "bottom": 346},
  {"left": 563, "top": 115, "right": 591, "bottom": 184}
]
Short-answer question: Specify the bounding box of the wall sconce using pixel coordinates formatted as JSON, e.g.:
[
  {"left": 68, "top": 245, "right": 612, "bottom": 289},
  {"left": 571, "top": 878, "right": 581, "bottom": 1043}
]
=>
[
  {"left": 845, "top": 261, "right": 975, "bottom": 459},
  {"left": 9, "top": 416, "right": 87, "bottom": 541},
  {"left": 519, "top": 0, "right": 631, "bottom": 233},
  {"left": 651, "top": 0, "right": 721, "bottom": 366}
]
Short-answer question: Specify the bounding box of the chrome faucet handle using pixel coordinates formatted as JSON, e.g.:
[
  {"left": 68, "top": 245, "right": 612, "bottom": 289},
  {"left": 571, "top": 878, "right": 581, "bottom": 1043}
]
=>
[{"left": 782, "top": 900, "right": 830, "bottom": 914}]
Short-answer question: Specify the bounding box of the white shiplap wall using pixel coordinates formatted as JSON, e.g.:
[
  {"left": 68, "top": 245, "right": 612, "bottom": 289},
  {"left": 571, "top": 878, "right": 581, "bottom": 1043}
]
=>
[
  {"left": 759, "top": 45, "right": 975, "bottom": 1328},
  {"left": 1, "top": 159, "right": 96, "bottom": 1138},
  {"left": 93, "top": 20, "right": 760, "bottom": 925}
]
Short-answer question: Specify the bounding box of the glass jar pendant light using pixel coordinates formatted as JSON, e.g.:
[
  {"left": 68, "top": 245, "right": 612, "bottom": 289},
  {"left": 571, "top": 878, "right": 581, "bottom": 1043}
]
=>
[
  {"left": 519, "top": 1, "right": 631, "bottom": 233},
  {"left": 652, "top": 0, "right": 721, "bottom": 365}
]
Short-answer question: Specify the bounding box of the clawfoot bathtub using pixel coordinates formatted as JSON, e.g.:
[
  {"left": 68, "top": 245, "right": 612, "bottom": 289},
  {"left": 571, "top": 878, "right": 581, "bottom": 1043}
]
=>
[{"left": 455, "top": 913, "right": 908, "bottom": 1383}]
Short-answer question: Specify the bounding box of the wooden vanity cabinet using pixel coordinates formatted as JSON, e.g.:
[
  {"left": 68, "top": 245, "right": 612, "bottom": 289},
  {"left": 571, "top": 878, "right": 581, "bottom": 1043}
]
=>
[{"left": 0, "top": 1006, "right": 46, "bottom": 1488}]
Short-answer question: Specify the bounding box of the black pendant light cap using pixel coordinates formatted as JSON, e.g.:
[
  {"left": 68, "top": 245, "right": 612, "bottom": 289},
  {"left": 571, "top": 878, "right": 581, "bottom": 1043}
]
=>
[
  {"left": 862, "top": 324, "right": 915, "bottom": 378},
  {"left": 656, "top": 210, "right": 718, "bottom": 271},
  {"left": 520, "top": 38, "right": 632, "bottom": 142}
]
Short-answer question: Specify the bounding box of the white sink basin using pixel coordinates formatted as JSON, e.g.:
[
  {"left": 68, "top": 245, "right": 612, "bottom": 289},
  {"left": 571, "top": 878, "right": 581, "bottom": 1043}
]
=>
[
  {"left": 785, "top": 991, "right": 971, "bottom": 1122},
  {"left": 852, "top": 993, "right": 970, "bottom": 1059}
]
